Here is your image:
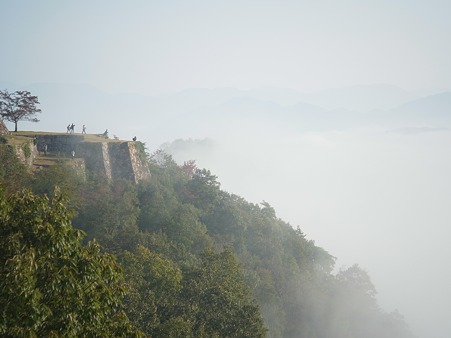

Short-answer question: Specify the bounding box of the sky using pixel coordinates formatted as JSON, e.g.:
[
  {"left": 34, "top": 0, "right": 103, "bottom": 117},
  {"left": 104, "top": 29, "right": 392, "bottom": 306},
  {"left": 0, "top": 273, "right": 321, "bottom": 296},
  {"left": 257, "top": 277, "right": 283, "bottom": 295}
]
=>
[
  {"left": 1, "top": 0, "right": 451, "bottom": 95},
  {"left": 2, "top": 1, "right": 451, "bottom": 337}
]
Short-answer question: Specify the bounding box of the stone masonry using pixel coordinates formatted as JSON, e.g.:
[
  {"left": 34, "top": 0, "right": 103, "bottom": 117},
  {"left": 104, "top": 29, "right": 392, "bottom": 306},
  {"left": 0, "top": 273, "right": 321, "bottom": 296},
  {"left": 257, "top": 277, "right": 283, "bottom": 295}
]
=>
[
  {"left": 0, "top": 119, "right": 9, "bottom": 135},
  {"left": 32, "top": 134, "right": 150, "bottom": 183}
]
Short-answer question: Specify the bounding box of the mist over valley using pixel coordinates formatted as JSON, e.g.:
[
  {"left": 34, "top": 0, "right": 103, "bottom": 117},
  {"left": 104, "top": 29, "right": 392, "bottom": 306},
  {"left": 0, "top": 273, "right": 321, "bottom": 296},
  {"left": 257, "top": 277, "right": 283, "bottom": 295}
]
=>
[{"left": 3, "top": 82, "right": 451, "bottom": 337}]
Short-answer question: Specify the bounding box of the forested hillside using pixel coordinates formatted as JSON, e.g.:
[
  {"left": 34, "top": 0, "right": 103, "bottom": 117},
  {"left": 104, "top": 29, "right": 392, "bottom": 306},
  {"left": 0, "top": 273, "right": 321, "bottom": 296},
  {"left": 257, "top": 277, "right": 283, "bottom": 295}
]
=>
[{"left": 0, "top": 143, "right": 415, "bottom": 337}]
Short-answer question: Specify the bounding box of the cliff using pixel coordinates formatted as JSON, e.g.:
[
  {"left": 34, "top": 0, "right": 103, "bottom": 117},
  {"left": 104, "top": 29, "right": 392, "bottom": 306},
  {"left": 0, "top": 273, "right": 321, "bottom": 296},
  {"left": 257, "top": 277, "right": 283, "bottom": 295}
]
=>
[
  {"left": 0, "top": 119, "right": 8, "bottom": 135},
  {"left": 4, "top": 132, "right": 150, "bottom": 183}
]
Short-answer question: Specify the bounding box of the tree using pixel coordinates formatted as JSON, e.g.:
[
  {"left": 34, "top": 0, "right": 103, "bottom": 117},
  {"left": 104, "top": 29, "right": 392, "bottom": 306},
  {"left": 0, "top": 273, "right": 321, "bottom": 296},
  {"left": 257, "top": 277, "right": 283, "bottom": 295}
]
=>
[
  {"left": 74, "top": 178, "right": 141, "bottom": 253},
  {"left": 181, "top": 248, "right": 267, "bottom": 338},
  {"left": 0, "top": 90, "right": 41, "bottom": 132},
  {"left": 120, "top": 245, "right": 184, "bottom": 336},
  {"left": 0, "top": 188, "right": 141, "bottom": 337},
  {"left": 183, "top": 168, "right": 221, "bottom": 214}
]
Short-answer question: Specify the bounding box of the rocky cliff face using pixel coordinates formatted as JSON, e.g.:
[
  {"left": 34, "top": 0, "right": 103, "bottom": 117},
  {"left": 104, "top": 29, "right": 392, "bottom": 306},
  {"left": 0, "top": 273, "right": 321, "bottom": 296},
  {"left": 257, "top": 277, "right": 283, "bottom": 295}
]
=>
[
  {"left": 0, "top": 119, "right": 9, "bottom": 135},
  {"left": 13, "top": 140, "right": 38, "bottom": 168},
  {"left": 31, "top": 134, "right": 150, "bottom": 183},
  {"left": 109, "top": 142, "right": 147, "bottom": 184}
]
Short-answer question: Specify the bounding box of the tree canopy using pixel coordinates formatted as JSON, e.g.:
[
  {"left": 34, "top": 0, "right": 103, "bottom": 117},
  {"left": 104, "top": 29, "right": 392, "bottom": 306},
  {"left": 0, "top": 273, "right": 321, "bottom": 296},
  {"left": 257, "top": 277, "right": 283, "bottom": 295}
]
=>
[
  {"left": 0, "top": 149, "right": 417, "bottom": 338},
  {"left": 0, "top": 90, "right": 41, "bottom": 132},
  {"left": 0, "top": 188, "right": 140, "bottom": 337}
]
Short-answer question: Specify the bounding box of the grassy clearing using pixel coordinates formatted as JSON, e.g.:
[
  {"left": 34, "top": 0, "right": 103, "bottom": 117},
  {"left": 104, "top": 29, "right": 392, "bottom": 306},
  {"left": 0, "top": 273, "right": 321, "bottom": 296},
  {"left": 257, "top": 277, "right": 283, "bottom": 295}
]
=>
[
  {"left": 33, "top": 157, "right": 63, "bottom": 167},
  {"left": 14, "top": 131, "right": 67, "bottom": 136},
  {"left": 2, "top": 134, "right": 32, "bottom": 146},
  {"left": 10, "top": 131, "right": 126, "bottom": 143},
  {"left": 32, "top": 155, "right": 83, "bottom": 171}
]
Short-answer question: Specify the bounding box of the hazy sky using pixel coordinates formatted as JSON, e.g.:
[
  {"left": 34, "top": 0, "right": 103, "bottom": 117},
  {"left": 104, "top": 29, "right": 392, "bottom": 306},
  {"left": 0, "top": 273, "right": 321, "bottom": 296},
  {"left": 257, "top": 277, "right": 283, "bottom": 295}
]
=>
[
  {"left": 2, "top": 1, "right": 451, "bottom": 337},
  {"left": 1, "top": 0, "right": 451, "bottom": 94}
]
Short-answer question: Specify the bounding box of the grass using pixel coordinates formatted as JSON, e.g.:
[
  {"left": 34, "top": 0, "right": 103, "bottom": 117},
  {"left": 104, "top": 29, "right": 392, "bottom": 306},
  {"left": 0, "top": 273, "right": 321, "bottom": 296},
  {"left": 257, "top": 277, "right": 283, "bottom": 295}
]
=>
[
  {"left": 2, "top": 134, "right": 33, "bottom": 146},
  {"left": 32, "top": 154, "right": 86, "bottom": 171},
  {"left": 9, "top": 131, "right": 126, "bottom": 143},
  {"left": 33, "top": 156, "right": 63, "bottom": 167}
]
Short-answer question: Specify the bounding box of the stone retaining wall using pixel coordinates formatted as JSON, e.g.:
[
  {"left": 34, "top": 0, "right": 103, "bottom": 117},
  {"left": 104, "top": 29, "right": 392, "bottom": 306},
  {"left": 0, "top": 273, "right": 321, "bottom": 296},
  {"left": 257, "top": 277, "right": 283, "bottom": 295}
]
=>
[{"left": 31, "top": 135, "right": 150, "bottom": 183}]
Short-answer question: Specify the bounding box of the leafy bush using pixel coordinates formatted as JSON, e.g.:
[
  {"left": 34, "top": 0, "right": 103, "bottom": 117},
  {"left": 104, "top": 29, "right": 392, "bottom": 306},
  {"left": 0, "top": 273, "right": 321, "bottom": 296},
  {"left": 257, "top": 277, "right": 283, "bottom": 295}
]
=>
[
  {"left": 134, "top": 141, "right": 149, "bottom": 167},
  {"left": 22, "top": 142, "right": 31, "bottom": 159},
  {"left": 0, "top": 189, "right": 142, "bottom": 337}
]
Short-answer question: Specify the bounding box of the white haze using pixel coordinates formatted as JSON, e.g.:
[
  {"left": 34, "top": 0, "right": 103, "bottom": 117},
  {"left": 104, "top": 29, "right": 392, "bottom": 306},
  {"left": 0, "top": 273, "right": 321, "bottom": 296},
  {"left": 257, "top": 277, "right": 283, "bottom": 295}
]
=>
[
  {"left": 152, "top": 86, "right": 451, "bottom": 338},
  {"left": 162, "top": 125, "right": 451, "bottom": 338}
]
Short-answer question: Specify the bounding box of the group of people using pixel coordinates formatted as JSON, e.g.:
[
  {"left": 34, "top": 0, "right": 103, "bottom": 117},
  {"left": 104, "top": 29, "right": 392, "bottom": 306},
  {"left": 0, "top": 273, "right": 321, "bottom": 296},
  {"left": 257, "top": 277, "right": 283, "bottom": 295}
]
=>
[
  {"left": 66, "top": 124, "right": 86, "bottom": 134},
  {"left": 64, "top": 124, "right": 137, "bottom": 142},
  {"left": 66, "top": 123, "right": 75, "bottom": 133}
]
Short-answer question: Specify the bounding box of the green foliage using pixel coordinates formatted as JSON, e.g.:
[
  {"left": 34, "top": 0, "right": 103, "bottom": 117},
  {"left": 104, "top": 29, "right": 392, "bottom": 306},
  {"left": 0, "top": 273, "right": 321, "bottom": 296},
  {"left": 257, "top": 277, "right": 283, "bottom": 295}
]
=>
[
  {"left": 22, "top": 142, "right": 31, "bottom": 159},
  {"left": 32, "top": 161, "right": 85, "bottom": 211},
  {"left": 73, "top": 178, "right": 141, "bottom": 253},
  {"left": 121, "top": 245, "right": 183, "bottom": 335},
  {"left": 182, "top": 168, "right": 221, "bottom": 213},
  {"left": 0, "top": 148, "right": 416, "bottom": 338},
  {"left": 137, "top": 179, "right": 180, "bottom": 233},
  {"left": 138, "top": 162, "right": 212, "bottom": 252},
  {"left": 181, "top": 248, "right": 267, "bottom": 338},
  {"left": 0, "top": 189, "right": 141, "bottom": 337},
  {"left": 132, "top": 151, "right": 415, "bottom": 337},
  {"left": 119, "top": 244, "right": 267, "bottom": 337},
  {"left": 134, "top": 141, "right": 150, "bottom": 167},
  {"left": 0, "top": 145, "right": 31, "bottom": 194}
]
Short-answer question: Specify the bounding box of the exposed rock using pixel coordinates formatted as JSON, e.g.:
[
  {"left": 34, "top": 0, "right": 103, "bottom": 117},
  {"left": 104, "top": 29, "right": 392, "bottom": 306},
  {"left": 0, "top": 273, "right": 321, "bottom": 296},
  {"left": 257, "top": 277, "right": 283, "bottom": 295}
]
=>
[
  {"left": 13, "top": 140, "right": 38, "bottom": 168},
  {"left": 29, "top": 134, "right": 150, "bottom": 183},
  {"left": 0, "top": 119, "right": 9, "bottom": 135}
]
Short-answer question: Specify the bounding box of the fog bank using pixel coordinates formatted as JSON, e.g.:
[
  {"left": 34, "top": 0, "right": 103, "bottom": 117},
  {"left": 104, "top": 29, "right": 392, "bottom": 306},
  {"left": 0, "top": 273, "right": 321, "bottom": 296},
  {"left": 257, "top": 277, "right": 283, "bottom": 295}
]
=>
[{"left": 163, "top": 126, "right": 451, "bottom": 338}]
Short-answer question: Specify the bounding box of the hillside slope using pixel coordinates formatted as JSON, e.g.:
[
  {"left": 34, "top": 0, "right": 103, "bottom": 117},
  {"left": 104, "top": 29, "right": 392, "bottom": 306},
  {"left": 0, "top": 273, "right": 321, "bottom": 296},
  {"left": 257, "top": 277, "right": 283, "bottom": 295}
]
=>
[{"left": 0, "top": 144, "right": 417, "bottom": 338}]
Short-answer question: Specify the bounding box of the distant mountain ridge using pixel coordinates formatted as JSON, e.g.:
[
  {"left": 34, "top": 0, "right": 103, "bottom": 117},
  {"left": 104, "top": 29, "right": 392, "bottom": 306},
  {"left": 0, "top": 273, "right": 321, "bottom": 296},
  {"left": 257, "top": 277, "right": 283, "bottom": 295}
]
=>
[
  {"left": 300, "top": 84, "right": 418, "bottom": 111},
  {"left": 392, "top": 91, "right": 451, "bottom": 116},
  {"left": 1, "top": 81, "right": 450, "bottom": 145}
]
